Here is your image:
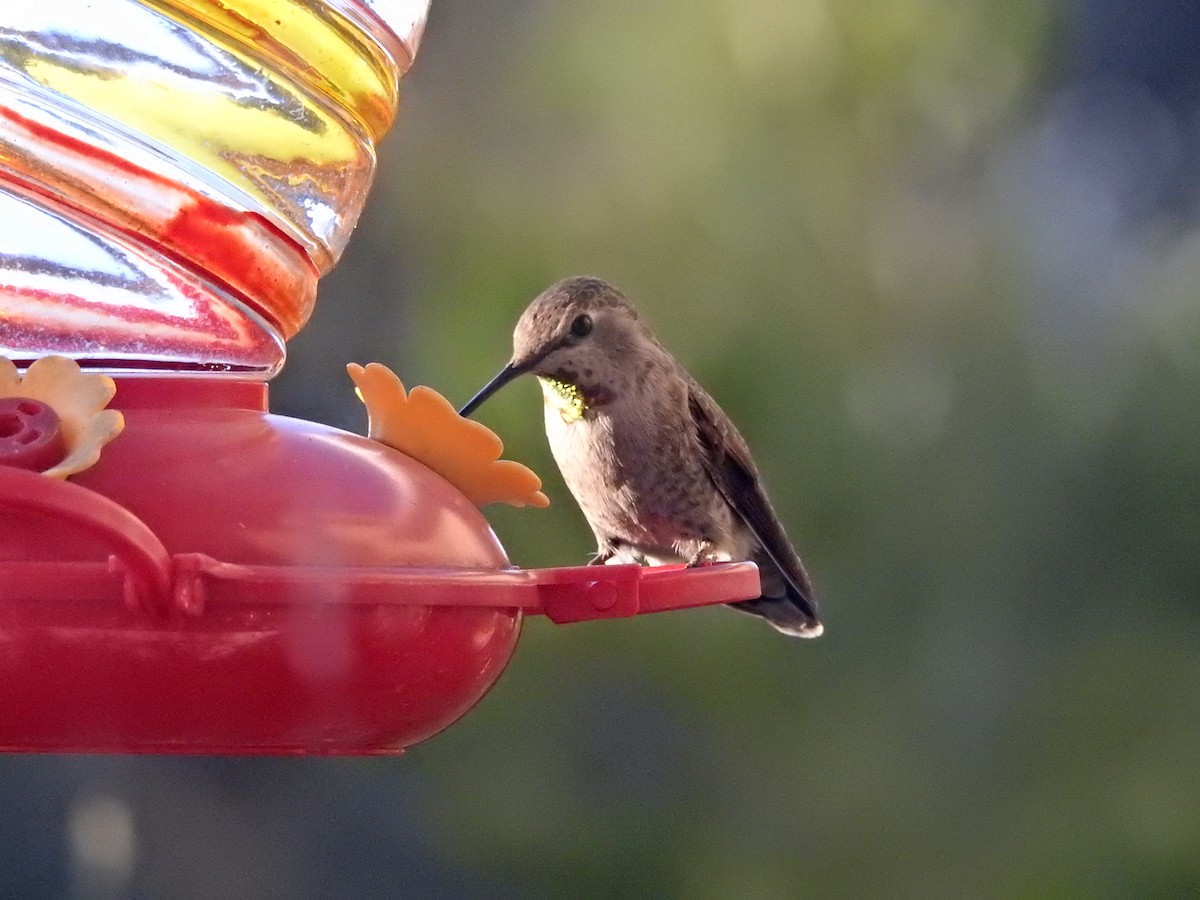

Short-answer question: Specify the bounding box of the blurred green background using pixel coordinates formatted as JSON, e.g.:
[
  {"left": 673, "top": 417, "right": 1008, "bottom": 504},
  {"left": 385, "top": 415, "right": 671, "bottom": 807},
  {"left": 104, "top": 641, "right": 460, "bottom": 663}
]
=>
[{"left": 6, "top": 0, "right": 1200, "bottom": 897}]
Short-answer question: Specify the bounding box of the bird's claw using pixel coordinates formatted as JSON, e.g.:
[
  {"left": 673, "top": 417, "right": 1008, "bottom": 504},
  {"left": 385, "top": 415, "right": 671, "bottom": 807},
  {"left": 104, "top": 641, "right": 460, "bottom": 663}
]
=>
[{"left": 587, "top": 549, "right": 615, "bottom": 566}]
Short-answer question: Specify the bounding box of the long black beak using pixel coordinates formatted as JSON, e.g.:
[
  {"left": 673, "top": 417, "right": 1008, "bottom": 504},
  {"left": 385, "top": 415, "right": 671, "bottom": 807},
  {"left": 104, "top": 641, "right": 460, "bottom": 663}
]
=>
[{"left": 459, "top": 363, "right": 524, "bottom": 417}]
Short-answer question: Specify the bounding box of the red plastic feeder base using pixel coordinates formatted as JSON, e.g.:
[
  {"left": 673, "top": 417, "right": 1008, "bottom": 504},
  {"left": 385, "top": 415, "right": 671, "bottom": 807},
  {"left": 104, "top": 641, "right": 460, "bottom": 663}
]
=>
[{"left": 0, "top": 378, "right": 760, "bottom": 755}]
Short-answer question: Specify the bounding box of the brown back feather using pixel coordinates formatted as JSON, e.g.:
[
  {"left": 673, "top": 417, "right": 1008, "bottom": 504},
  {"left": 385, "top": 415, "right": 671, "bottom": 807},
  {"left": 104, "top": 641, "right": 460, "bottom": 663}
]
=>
[{"left": 687, "top": 383, "right": 818, "bottom": 617}]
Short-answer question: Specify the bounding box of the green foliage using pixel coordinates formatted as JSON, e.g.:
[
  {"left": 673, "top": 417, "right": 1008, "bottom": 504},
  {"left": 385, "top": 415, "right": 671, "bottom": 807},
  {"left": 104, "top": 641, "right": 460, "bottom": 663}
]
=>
[{"left": 336, "top": 0, "right": 1200, "bottom": 894}]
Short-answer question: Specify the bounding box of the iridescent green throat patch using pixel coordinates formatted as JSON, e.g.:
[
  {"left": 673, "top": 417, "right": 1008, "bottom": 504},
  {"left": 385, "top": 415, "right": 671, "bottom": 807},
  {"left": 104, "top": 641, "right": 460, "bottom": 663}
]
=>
[{"left": 539, "top": 376, "right": 588, "bottom": 423}]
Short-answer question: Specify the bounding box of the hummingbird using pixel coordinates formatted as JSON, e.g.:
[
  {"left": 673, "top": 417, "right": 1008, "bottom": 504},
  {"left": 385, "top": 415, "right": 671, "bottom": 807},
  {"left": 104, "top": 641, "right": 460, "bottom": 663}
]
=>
[{"left": 459, "top": 276, "right": 822, "bottom": 637}]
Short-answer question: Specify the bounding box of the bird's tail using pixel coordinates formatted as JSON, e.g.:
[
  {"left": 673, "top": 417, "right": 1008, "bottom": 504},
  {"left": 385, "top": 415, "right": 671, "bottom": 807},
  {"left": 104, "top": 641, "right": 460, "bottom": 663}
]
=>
[{"left": 730, "top": 552, "right": 823, "bottom": 638}]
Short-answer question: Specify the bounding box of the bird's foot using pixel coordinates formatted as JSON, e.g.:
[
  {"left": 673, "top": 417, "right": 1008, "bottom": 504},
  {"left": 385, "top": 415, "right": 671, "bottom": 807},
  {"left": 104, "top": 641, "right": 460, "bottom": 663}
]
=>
[
  {"left": 587, "top": 548, "right": 616, "bottom": 566},
  {"left": 685, "top": 542, "right": 715, "bottom": 568}
]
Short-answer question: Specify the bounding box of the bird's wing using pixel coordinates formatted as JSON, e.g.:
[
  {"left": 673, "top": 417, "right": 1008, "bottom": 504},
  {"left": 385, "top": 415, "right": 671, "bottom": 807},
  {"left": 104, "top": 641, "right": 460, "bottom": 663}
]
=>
[{"left": 687, "top": 382, "right": 817, "bottom": 615}]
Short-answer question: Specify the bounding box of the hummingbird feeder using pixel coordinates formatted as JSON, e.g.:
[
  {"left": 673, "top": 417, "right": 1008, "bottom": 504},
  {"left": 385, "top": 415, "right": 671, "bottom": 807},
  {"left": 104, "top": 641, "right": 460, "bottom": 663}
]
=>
[{"left": 0, "top": 0, "right": 761, "bottom": 755}]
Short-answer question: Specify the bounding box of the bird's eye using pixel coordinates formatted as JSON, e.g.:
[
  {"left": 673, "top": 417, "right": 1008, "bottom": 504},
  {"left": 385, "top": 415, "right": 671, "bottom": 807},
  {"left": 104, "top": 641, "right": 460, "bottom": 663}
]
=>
[{"left": 570, "top": 313, "right": 593, "bottom": 338}]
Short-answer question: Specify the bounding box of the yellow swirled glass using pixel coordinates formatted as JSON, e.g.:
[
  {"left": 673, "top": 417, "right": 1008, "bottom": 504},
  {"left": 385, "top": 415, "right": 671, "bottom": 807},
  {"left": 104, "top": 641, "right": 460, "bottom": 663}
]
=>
[{"left": 0, "top": 0, "right": 427, "bottom": 375}]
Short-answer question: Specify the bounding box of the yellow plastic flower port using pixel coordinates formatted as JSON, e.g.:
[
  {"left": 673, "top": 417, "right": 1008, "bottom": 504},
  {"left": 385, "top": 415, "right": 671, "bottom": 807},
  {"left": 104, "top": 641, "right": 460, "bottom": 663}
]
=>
[
  {"left": 0, "top": 356, "right": 125, "bottom": 479},
  {"left": 348, "top": 362, "right": 550, "bottom": 509}
]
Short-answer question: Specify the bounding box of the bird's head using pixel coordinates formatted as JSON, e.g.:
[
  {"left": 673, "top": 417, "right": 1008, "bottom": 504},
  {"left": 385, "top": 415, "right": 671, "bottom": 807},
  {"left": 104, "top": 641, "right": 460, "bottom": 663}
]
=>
[{"left": 460, "top": 277, "right": 648, "bottom": 417}]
